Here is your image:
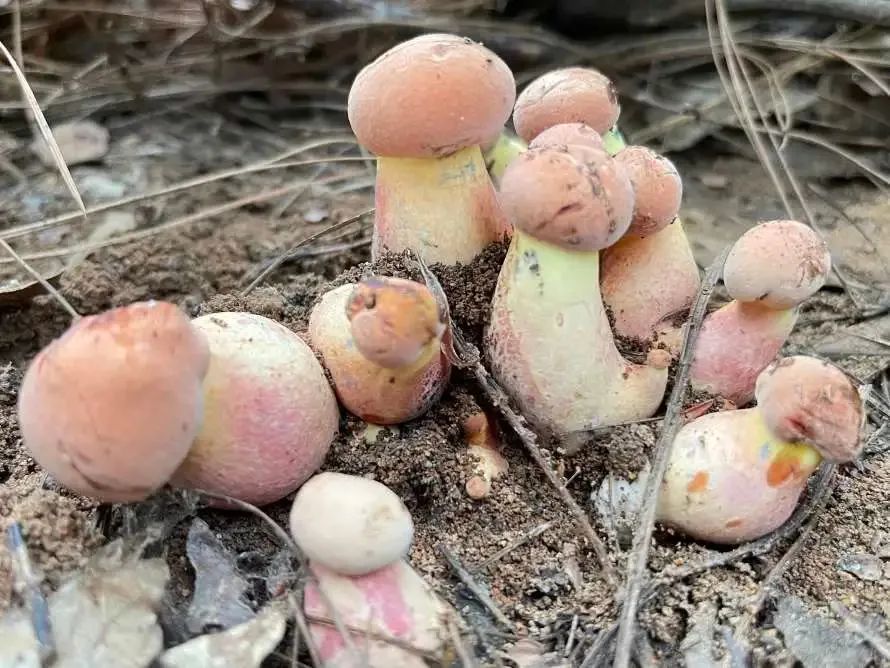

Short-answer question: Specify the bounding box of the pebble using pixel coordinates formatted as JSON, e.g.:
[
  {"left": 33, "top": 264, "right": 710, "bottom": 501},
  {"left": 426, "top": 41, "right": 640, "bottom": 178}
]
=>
[
  {"left": 289, "top": 472, "right": 413, "bottom": 575},
  {"left": 32, "top": 120, "right": 109, "bottom": 167}
]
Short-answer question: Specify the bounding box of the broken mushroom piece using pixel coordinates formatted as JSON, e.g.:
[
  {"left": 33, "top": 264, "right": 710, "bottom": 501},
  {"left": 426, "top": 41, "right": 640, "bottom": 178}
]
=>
[
  {"left": 486, "top": 145, "right": 669, "bottom": 435},
  {"left": 17, "top": 301, "right": 209, "bottom": 502},
  {"left": 513, "top": 67, "right": 620, "bottom": 140},
  {"left": 348, "top": 33, "right": 514, "bottom": 264},
  {"left": 658, "top": 356, "right": 863, "bottom": 543},
  {"left": 462, "top": 411, "right": 508, "bottom": 500},
  {"left": 309, "top": 276, "right": 450, "bottom": 425},
  {"left": 600, "top": 140, "right": 700, "bottom": 349},
  {"left": 690, "top": 220, "right": 832, "bottom": 405},
  {"left": 171, "top": 312, "right": 339, "bottom": 507},
  {"left": 290, "top": 472, "right": 413, "bottom": 575}
]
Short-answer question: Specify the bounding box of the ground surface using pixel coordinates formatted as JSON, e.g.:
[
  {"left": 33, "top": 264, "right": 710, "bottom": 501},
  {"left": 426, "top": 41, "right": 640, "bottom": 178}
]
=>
[{"left": 0, "top": 104, "right": 888, "bottom": 666}]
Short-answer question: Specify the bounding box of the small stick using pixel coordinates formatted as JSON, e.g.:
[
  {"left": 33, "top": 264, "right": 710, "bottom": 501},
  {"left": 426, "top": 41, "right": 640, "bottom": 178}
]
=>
[
  {"left": 290, "top": 592, "right": 322, "bottom": 668},
  {"left": 241, "top": 208, "right": 373, "bottom": 295},
  {"left": 612, "top": 248, "right": 729, "bottom": 668},
  {"left": 440, "top": 545, "right": 516, "bottom": 633},
  {"left": 0, "top": 238, "right": 80, "bottom": 320},
  {"left": 416, "top": 255, "right": 618, "bottom": 587},
  {"left": 830, "top": 601, "right": 890, "bottom": 661},
  {"left": 472, "top": 521, "right": 554, "bottom": 572},
  {"left": 446, "top": 615, "right": 478, "bottom": 668},
  {"left": 6, "top": 522, "right": 55, "bottom": 664},
  {"left": 565, "top": 614, "right": 580, "bottom": 657}
]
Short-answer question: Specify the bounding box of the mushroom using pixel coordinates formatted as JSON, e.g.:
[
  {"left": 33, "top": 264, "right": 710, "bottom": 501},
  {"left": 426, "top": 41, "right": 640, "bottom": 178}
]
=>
[
  {"left": 658, "top": 356, "right": 863, "bottom": 543},
  {"left": 348, "top": 33, "right": 515, "bottom": 264},
  {"left": 171, "top": 312, "right": 338, "bottom": 506},
  {"left": 304, "top": 561, "right": 450, "bottom": 668},
  {"left": 462, "top": 411, "right": 508, "bottom": 500},
  {"left": 290, "top": 472, "right": 413, "bottom": 575},
  {"left": 484, "top": 130, "right": 527, "bottom": 187},
  {"left": 690, "top": 220, "right": 832, "bottom": 405},
  {"left": 599, "top": 141, "right": 701, "bottom": 350},
  {"left": 486, "top": 144, "right": 669, "bottom": 435},
  {"left": 17, "top": 301, "right": 209, "bottom": 502},
  {"left": 309, "top": 276, "right": 450, "bottom": 425}
]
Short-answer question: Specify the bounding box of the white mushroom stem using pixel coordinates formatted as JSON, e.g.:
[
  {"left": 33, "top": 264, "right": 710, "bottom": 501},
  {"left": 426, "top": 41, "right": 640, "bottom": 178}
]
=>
[{"left": 374, "top": 146, "right": 510, "bottom": 264}]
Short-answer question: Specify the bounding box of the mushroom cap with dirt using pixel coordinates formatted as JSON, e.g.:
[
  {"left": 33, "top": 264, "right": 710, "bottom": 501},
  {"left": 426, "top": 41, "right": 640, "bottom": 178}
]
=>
[
  {"left": 17, "top": 301, "right": 209, "bottom": 502},
  {"left": 309, "top": 276, "right": 450, "bottom": 425},
  {"left": 658, "top": 355, "right": 863, "bottom": 543},
  {"left": 348, "top": 33, "right": 514, "bottom": 264},
  {"left": 486, "top": 144, "right": 669, "bottom": 434},
  {"left": 690, "top": 220, "right": 832, "bottom": 405},
  {"left": 513, "top": 67, "right": 620, "bottom": 140},
  {"left": 171, "top": 312, "right": 339, "bottom": 506}
]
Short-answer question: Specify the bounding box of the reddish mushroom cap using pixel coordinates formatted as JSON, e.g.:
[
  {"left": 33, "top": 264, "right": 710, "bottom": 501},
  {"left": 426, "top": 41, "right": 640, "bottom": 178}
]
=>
[
  {"left": 614, "top": 146, "right": 683, "bottom": 237},
  {"left": 17, "top": 301, "right": 209, "bottom": 502},
  {"left": 755, "top": 355, "right": 864, "bottom": 462},
  {"left": 346, "top": 276, "right": 445, "bottom": 369},
  {"left": 498, "top": 145, "right": 633, "bottom": 251},
  {"left": 723, "top": 220, "right": 831, "bottom": 309},
  {"left": 513, "top": 67, "right": 620, "bottom": 141},
  {"left": 347, "top": 33, "right": 516, "bottom": 158},
  {"left": 528, "top": 122, "right": 605, "bottom": 152}
]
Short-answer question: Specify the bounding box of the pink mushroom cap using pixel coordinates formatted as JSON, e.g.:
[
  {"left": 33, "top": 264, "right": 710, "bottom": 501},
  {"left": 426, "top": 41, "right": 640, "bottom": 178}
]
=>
[
  {"left": 513, "top": 67, "right": 620, "bottom": 141},
  {"left": 755, "top": 355, "right": 864, "bottom": 462},
  {"left": 498, "top": 145, "right": 633, "bottom": 251},
  {"left": 723, "top": 220, "right": 832, "bottom": 309},
  {"left": 347, "top": 33, "right": 516, "bottom": 158},
  {"left": 528, "top": 122, "right": 605, "bottom": 152},
  {"left": 614, "top": 145, "right": 683, "bottom": 237},
  {"left": 17, "top": 301, "right": 209, "bottom": 502}
]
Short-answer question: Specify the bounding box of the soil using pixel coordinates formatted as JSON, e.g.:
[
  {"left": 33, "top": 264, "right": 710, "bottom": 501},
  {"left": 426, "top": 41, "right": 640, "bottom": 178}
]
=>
[{"left": 1, "top": 109, "right": 888, "bottom": 667}]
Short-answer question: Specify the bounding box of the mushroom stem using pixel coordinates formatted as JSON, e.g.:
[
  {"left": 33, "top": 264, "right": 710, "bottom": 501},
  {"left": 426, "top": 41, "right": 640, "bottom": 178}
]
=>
[
  {"left": 487, "top": 230, "right": 668, "bottom": 433},
  {"left": 484, "top": 131, "right": 527, "bottom": 186},
  {"left": 374, "top": 146, "right": 509, "bottom": 263}
]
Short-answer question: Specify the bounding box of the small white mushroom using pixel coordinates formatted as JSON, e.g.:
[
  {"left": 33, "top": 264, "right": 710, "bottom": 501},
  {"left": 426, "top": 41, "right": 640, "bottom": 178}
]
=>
[{"left": 289, "top": 472, "right": 413, "bottom": 575}]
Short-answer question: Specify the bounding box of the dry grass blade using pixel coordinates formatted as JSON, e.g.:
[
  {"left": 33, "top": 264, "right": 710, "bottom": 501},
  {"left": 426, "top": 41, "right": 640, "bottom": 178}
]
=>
[
  {"left": 0, "top": 238, "right": 78, "bottom": 319},
  {"left": 0, "top": 39, "right": 86, "bottom": 217},
  {"left": 441, "top": 545, "right": 516, "bottom": 633},
  {"left": 612, "top": 247, "right": 729, "bottom": 668}
]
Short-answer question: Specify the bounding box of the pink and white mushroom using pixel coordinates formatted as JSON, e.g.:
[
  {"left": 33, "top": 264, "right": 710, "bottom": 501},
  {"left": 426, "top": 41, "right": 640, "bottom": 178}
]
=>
[
  {"left": 462, "top": 411, "right": 508, "bottom": 500},
  {"left": 485, "top": 144, "right": 669, "bottom": 435},
  {"left": 690, "top": 220, "right": 832, "bottom": 405},
  {"left": 348, "top": 33, "right": 515, "bottom": 264},
  {"left": 171, "top": 312, "right": 339, "bottom": 506},
  {"left": 17, "top": 301, "right": 209, "bottom": 502},
  {"left": 290, "top": 472, "right": 450, "bottom": 667},
  {"left": 658, "top": 356, "right": 863, "bottom": 543},
  {"left": 309, "top": 276, "right": 450, "bottom": 425}
]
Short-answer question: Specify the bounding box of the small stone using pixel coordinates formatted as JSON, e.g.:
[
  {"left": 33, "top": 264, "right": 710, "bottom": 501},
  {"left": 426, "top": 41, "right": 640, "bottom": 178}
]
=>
[
  {"left": 289, "top": 472, "right": 413, "bottom": 575},
  {"left": 32, "top": 120, "right": 110, "bottom": 167},
  {"left": 837, "top": 553, "right": 883, "bottom": 581},
  {"left": 700, "top": 173, "right": 728, "bottom": 189}
]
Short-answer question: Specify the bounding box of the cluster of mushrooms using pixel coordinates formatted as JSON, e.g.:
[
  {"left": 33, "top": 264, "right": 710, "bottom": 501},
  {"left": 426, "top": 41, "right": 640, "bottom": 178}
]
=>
[{"left": 16, "top": 33, "right": 866, "bottom": 664}]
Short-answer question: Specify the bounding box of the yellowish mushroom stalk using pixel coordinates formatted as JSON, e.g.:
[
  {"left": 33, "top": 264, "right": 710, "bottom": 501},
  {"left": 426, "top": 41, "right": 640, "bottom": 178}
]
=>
[{"left": 484, "top": 131, "right": 527, "bottom": 186}]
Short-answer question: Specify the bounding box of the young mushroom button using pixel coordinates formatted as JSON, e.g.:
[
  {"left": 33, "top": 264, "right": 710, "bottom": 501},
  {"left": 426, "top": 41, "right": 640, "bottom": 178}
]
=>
[
  {"left": 17, "top": 301, "right": 209, "bottom": 502},
  {"left": 348, "top": 33, "right": 515, "bottom": 264}
]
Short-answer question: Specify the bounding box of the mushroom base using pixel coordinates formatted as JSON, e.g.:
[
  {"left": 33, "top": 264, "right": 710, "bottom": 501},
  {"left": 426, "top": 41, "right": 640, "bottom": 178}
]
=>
[
  {"left": 373, "top": 146, "right": 510, "bottom": 265},
  {"left": 485, "top": 230, "right": 668, "bottom": 435}
]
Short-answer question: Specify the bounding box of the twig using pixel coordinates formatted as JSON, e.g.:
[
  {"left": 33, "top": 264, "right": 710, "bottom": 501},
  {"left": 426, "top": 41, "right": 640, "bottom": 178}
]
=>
[
  {"left": 440, "top": 544, "right": 516, "bottom": 633},
  {"left": 446, "top": 615, "right": 477, "bottom": 668},
  {"left": 0, "top": 238, "right": 79, "bottom": 319},
  {"left": 6, "top": 521, "right": 55, "bottom": 664},
  {"left": 241, "top": 208, "right": 374, "bottom": 295},
  {"left": 830, "top": 601, "right": 890, "bottom": 660},
  {"left": 472, "top": 521, "right": 555, "bottom": 572},
  {"left": 289, "top": 591, "right": 322, "bottom": 668},
  {"left": 612, "top": 248, "right": 729, "bottom": 668}
]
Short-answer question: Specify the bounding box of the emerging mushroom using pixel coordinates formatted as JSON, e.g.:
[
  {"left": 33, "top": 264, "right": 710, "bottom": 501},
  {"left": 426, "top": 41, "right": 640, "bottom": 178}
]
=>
[
  {"left": 17, "top": 301, "right": 209, "bottom": 502},
  {"left": 309, "top": 276, "right": 450, "bottom": 425},
  {"left": 348, "top": 33, "right": 515, "bottom": 264},
  {"left": 486, "top": 144, "right": 669, "bottom": 435},
  {"left": 513, "top": 67, "right": 620, "bottom": 140},
  {"left": 600, "top": 140, "right": 700, "bottom": 350},
  {"left": 658, "top": 356, "right": 863, "bottom": 543},
  {"left": 462, "top": 411, "right": 508, "bottom": 500},
  {"left": 290, "top": 472, "right": 413, "bottom": 575},
  {"left": 690, "top": 220, "right": 832, "bottom": 405},
  {"left": 171, "top": 312, "right": 338, "bottom": 506}
]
